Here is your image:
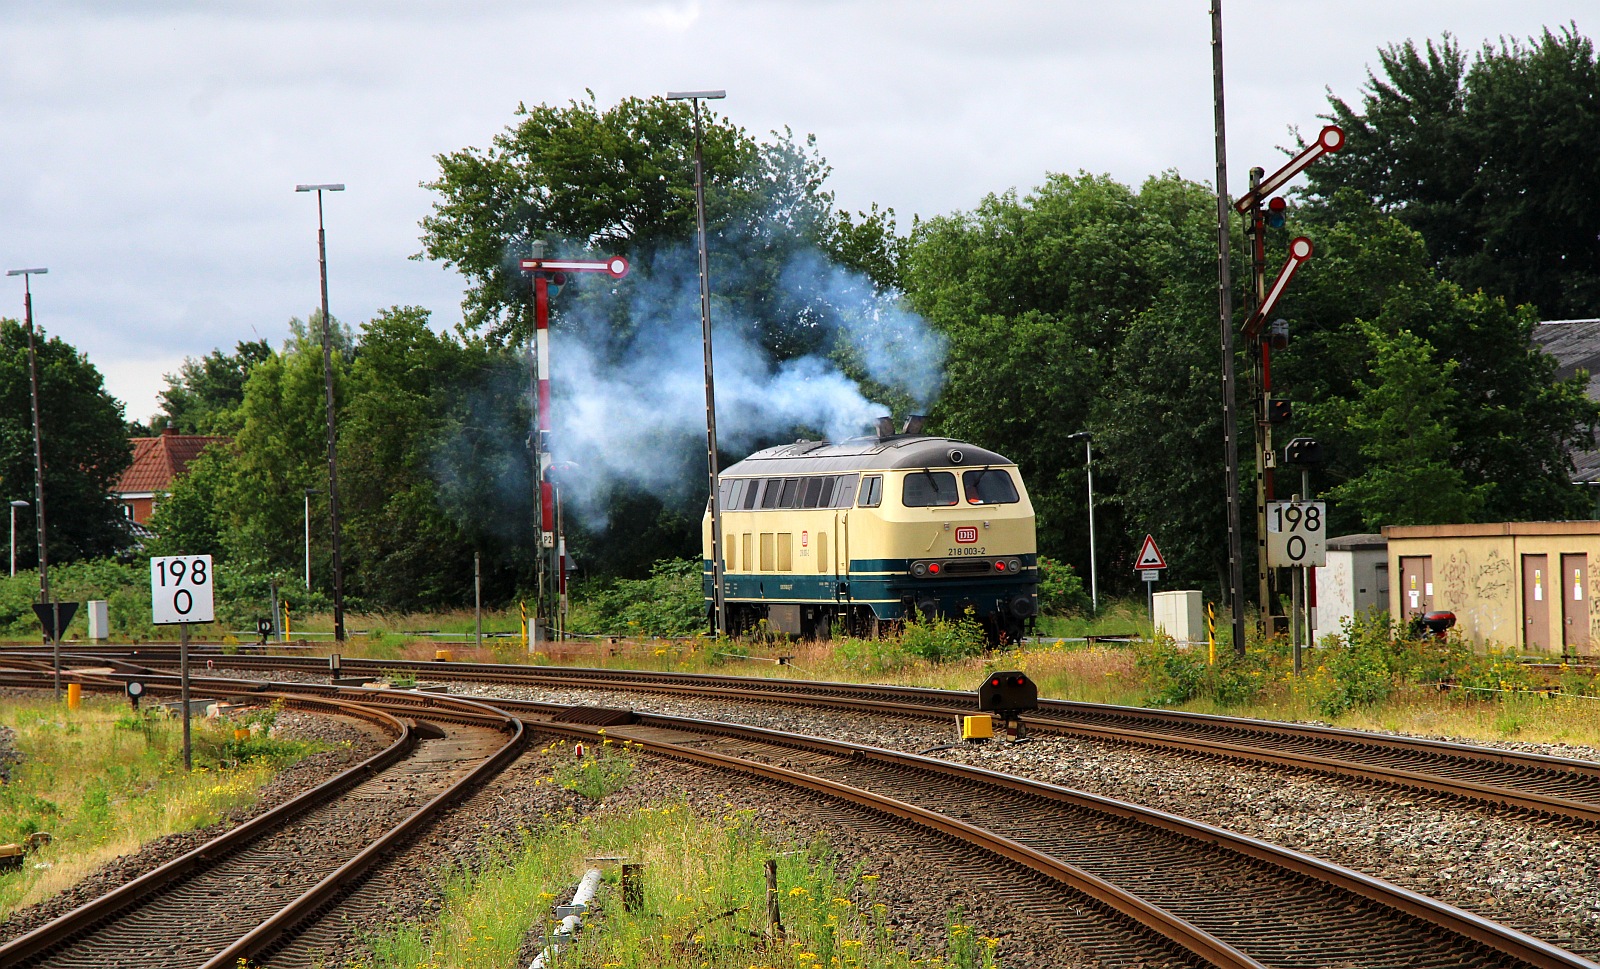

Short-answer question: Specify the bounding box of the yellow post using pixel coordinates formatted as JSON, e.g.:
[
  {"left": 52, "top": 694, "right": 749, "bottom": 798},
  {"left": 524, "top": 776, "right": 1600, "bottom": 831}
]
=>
[
  {"left": 1206, "top": 603, "right": 1217, "bottom": 666},
  {"left": 66, "top": 682, "right": 82, "bottom": 710},
  {"left": 520, "top": 600, "right": 528, "bottom": 650},
  {"left": 282, "top": 602, "right": 292, "bottom": 639}
]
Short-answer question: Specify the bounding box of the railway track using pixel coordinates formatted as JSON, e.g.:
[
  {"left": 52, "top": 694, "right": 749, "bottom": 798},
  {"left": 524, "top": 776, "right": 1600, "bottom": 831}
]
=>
[
  {"left": 3, "top": 667, "right": 1596, "bottom": 967},
  {"left": 58, "top": 649, "right": 1600, "bottom": 825},
  {"left": 0, "top": 674, "right": 525, "bottom": 969}
]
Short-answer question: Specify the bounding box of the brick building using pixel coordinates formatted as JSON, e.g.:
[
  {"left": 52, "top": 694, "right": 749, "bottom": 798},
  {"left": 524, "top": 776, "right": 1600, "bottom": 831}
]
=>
[{"left": 111, "top": 428, "right": 229, "bottom": 525}]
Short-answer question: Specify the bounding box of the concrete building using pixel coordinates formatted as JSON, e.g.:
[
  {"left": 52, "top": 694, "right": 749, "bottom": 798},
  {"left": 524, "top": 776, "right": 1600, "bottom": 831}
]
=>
[
  {"left": 1310, "top": 533, "right": 1388, "bottom": 643},
  {"left": 1382, "top": 521, "right": 1597, "bottom": 654}
]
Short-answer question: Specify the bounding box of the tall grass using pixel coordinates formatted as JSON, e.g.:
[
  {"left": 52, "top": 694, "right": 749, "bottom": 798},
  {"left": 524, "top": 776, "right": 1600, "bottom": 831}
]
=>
[
  {"left": 358, "top": 782, "right": 999, "bottom": 969},
  {"left": 0, "top": 695, "right": 329, "bottom": 914}
]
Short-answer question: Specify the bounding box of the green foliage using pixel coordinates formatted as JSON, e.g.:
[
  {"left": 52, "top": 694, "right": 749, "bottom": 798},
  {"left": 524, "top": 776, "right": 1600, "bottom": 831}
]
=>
[
  {"left": 899, "top": 612, "right": 987, "bottom": 663},
  {"left": 0, "top": 319, "right": 132, "bottom": 566},
  {"left": 1134, "top": 637, "right": 1205, "bottom": 706},
  {"left": 831, "top": 635, "right": 914, "bottom": 676},
  {"left": 1036, "top": 556, "right": 1090, "bottom": 616},
  {"left": 552, "top": 738, "right": 635, "bottom": 800},
  {"left": 569, "top": 558, "right": 706, "bottom": 637},
  {"left": 1323, "top": 321, "right": 1490, "bottom": 528},
  {"left": 153, "top": 339, "right": 272, "bottom": 433},
  {"left": 1308, "top": 27, "right": 1600, "bottom": 320}
]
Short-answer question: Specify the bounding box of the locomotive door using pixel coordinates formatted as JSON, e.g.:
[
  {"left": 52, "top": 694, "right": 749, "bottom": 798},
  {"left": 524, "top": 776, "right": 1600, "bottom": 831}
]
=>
[
  {"left": 1562, "top": 553, "right": 1589, "bottom": 652},
  {"left": 1522, "top": 554, "right": 1551, "bottom": 652}
]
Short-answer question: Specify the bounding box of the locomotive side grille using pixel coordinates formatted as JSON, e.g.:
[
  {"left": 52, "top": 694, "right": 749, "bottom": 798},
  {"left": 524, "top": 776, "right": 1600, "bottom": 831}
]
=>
[{"left": 942, "top": 561, "right": 992, "bottom": 576}]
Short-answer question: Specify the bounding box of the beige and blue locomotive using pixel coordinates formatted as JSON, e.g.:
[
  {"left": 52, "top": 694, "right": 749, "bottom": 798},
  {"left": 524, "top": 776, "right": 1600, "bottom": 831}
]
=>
[{"left": 702, "top": 429, "right": 1038, "bottom": 641}]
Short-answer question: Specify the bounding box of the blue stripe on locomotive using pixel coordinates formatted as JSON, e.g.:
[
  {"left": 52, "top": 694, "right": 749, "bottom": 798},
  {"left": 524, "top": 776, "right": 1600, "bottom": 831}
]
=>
[{"left": 703, "top": 556, "right": 1038, "bottom": 620}]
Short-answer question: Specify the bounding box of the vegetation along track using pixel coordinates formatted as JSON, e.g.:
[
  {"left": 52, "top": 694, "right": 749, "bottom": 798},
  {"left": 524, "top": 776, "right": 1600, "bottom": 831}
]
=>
[
  {"left": 523, "top": 699, "right": 1600, "bottom": 968},
  {"left": 69, "top": 649, "right": 1600, "bottom": 825},
  {"left": 0, "top": 671, "right": 525, "bottom": 969},
  {"left": 5, "top": 660, "right": 1597, "bottom": 968}
]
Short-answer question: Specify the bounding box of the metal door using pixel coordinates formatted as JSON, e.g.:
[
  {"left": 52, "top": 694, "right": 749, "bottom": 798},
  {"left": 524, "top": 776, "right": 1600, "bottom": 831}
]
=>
[
  {"left": 1562, "top": 553, "right": 1589, "bottom": 652},
  {"left": 1523, "top": 554, "right": 1550, "bottom": 651},
  {"left": 1399, "top": 556, "right": 1432, "bottom": 619}
]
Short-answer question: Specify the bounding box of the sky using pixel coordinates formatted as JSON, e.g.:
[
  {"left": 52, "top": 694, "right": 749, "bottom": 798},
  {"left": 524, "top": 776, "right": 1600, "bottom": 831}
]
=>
[{"left": 0, "top": 1, "right": 1585, "bottom": 425}]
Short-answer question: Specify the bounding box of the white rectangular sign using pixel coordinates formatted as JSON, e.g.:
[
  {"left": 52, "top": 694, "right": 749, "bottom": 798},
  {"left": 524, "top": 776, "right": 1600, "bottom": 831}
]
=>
[
  {"left": 151, "top": 555, "right": 215, "bottom": 625},
  {"left": 1266, "top": 501, "right": 1326, "bottom": 567}
]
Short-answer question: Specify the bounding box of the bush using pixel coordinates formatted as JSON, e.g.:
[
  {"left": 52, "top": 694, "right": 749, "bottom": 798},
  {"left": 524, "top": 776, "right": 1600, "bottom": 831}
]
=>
[
  {"left": 570, "top": 558, "right": 705, "bottom": 637},
  {"left": 1036, "top": 557, "right": 1091, "bottom": 616},
  {"left": 1134, "top": 636, "right": 1204, "bottom": 705},
  {"left": 899, "top": 613, "right": 988, "bottom": 663}
]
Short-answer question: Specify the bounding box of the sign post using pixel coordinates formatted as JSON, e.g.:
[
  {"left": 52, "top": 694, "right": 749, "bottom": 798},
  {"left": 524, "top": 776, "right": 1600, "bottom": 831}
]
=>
[
  {"left": 1134, "top": 535, "right": 1167, "bottom": 631},
  {"left": 1266, "top": 500, "right": 1325, "bottom": 674},
  {"left": 151, "top": 555, "right": 215, "bottom": 771}
]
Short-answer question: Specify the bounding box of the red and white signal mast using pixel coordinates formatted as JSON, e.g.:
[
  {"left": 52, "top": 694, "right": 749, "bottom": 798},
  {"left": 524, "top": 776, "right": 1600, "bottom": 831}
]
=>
[
  {"left": 1233, "top": 124, "right": 1343, "bottom": 629},
  {"left": 519, "top": 247, "right": 629, "bottom": 643}
]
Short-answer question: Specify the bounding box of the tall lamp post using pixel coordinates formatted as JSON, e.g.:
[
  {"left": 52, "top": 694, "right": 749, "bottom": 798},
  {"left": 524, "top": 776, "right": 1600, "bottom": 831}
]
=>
[
  {"left": 1067, "top": 432, "right": 1098, "bottom": 612},
  {"left": 303, "top": 488, "right": 318, "bottom": 590},
  {"left": 10, "top": 500, "right": 29, "bottom": 577},
  {"left": 666, "top": 89, "right": 727, "bottom": 636},
  {"left": 7, "top": 267, "right": 58, "bottom": 697},
  {"left": 295, "top": 184, "right": 347, "bottom": 642}
]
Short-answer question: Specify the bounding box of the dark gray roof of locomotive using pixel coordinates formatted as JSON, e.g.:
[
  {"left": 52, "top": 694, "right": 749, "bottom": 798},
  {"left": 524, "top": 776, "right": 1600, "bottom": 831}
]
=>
[{"left": 721, "top": 436, "right": 1016, "bottom": 477}]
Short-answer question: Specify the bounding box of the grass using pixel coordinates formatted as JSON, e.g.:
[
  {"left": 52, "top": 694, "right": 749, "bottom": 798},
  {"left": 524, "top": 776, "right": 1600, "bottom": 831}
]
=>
[
  {"left": 0, "top": 694, "right": 331, "bottom": 915},
  {"left": 356, "top": 741, "right": 998, "bottom": 969}
]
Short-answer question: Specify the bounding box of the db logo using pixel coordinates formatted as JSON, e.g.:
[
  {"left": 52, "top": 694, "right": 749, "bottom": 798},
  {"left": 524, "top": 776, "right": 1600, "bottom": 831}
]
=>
[
  {"left": 801, "top": 530, "right": 809, "bottom": 547},
  {"left": 955, "top": 527, "right": 979, "bottom": 544}
]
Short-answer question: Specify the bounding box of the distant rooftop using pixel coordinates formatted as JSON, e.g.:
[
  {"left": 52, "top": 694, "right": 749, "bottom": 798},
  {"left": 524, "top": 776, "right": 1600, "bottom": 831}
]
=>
[
  {"left": 1531, "top": 320, "right": 1600, "bottom": 483},
  {"left": 114, "top": 428, "right": 229, "bottom": 495}
]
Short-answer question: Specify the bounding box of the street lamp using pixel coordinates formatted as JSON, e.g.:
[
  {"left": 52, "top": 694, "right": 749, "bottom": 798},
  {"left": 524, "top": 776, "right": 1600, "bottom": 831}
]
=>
[
  {"left": 303, "top": 488, "right": 319, "bottom": 590},
  {"left": 295, "top": 183, "right": 347, "bottom": 642},
  {"left": 10, "top": 500, "right": 29, "bottom": 577},
  {"left": 7, "top": 267, "right": 59, "bottom": 697},
  {"left": 666, "top": 89, "right": 728, "bottom": 636},
  {"left": 1067, "top": 431, "right": 1098, "bottom": 612}
]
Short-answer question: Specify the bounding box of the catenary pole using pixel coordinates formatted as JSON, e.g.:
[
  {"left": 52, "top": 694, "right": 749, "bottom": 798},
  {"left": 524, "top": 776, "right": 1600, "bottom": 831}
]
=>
[{"left": 1210, "top": 2, "right": 1249, "bottom": 657}]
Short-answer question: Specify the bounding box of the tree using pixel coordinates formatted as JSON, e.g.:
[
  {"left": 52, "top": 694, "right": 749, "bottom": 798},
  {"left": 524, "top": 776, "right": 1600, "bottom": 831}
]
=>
[
  {"left": 1307, "top": 26, "right": 1600, "bottom": 319},
  {"left": 1275, "top": 197, "right": 1598, "bottom": 530},
  {"left": 154, "top": 338, "right": 273, "bottom": 433},
  {"left": 0, "top": 319, "right": 131, "bottom": 566},
  {"left": 1324, "top": 322, "right": 1489, "bottom": 527},
  {"left": 904, "top": 173, "right": 1245, "bottom": 591}
]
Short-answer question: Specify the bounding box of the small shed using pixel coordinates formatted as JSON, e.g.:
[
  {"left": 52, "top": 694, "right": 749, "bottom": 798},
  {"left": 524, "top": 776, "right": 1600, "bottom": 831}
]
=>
[
  {"left": 1310, "top": 533, "right": 1388, "bottom": 644},
  {"left": 1382, "top": 522, "right": 1600, "bottom": 653}
]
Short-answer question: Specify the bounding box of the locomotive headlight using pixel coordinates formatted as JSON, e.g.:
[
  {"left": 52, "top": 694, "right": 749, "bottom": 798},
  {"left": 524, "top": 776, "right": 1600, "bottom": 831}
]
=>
[
  {"left": 1007, "top": 558, "right": 1022, "bottom": 573},
  {"left": 912, "top": 562, "right": 927, "bottom": 577}
]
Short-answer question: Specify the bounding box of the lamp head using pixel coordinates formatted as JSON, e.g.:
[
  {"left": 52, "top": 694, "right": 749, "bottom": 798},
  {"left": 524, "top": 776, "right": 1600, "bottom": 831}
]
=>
[{"left": 295, "top": 184, "right": 345, "bottom": 193}]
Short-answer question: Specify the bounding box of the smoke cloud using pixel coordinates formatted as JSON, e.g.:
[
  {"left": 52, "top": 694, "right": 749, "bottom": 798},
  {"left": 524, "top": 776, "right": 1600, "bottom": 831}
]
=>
[{"left": 547, "top": 244, "right": 947, "bottom": 524}]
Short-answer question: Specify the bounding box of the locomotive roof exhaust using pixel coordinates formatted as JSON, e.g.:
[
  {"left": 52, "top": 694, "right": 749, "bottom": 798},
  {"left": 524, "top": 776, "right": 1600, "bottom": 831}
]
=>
[{"left": 875, "top": 415, "right": 930, "bottom": 440}]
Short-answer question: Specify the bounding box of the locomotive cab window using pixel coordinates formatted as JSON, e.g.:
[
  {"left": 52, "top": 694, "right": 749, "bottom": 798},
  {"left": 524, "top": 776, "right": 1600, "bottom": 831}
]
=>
[
  {"left": 742, "top": 480, "right": 762, "bottom": 510},
  {"left": 760, "top": 478, "right": 782, "bottom": 509},
  {"left": 903, "top": 471, "right": 959, "bottom": 507},
  {"left": 963, "top": 468, "right": 1019, "bottom": 505},
  {"left": 858, "top": 475, "right": 883, "bottom": 508},
  {"left": 834, "top": 473, "right": 860, "bottom": 508}
]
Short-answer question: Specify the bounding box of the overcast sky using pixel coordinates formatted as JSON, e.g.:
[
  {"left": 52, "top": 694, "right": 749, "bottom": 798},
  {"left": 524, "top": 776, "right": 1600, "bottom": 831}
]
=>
[{"left": 1, "top": 1, "right": 1583, "bottom": 424}]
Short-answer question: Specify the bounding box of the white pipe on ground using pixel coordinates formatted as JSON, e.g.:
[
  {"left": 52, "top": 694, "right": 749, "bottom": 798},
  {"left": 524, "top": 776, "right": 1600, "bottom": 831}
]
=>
[{"left": 528, "top": 868, "right": 604, "bottom": 969}]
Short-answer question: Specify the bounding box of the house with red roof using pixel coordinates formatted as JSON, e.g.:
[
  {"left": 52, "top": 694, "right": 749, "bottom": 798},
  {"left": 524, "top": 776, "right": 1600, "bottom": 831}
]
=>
[{"left": 112, "top": 428, "right": 229, "bottom": 525}]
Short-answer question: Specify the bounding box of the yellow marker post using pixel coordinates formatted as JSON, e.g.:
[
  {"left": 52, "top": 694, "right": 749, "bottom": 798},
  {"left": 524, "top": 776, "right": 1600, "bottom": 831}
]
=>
[
  {"left": 282, "top": 602, "right": 291, "bottom": 639},
  {"left": 520, "top": 601, "right": 529, "bottom": 650},
  {"left": 1206, "top": 603, "right": 1217, "bottom": 666},
  {"left": 66, "top": 682, "right": 82, "bottom": 710}
]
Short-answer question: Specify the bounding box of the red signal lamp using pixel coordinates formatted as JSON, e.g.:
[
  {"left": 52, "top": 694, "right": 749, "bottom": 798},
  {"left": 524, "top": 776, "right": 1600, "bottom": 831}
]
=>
[
  {"left": 1266, "top": 196, "right": 1288, "bottom": 229},
  {"left": 928, "top": 563, "right": 941, "bottom": 575},
  {"left": 995, "top": 560, "right": 1007, "bottom": 572}
]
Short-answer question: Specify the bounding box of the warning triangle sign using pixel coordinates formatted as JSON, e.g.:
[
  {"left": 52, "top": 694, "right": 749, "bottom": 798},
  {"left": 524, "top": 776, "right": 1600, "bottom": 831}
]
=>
[{"left": 1134, "top": 534, "right": 1166, "bottom": 570}]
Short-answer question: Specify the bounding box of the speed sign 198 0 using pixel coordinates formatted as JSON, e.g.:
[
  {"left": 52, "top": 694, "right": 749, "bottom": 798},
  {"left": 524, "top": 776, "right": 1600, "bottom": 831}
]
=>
[
  {"left": 1266, "top": 501, "right": 1326, "bottom": 567},
  {"left": 151, "top": 555, "right": 215, "bottom": 625}
]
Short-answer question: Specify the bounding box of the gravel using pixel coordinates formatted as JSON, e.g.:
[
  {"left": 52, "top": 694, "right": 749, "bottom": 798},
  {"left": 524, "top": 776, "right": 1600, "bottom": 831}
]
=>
[
  {"left": 0, "top": 724, "right": 18, "bottom": 785},
  {"left": 131, "top": 669, "right": 1600, "bottom": 964}
]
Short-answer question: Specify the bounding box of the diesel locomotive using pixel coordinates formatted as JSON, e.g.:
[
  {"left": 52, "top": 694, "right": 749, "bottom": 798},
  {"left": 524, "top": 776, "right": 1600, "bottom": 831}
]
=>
[{"left": 702, "top": 423, "right": 1038, "bottom": 641}]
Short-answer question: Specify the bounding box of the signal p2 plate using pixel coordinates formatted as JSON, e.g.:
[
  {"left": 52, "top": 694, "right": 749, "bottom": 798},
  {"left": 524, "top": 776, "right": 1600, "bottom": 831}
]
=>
[{"left": 151, "top": 555, "right": 215, "bottom": 625}]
